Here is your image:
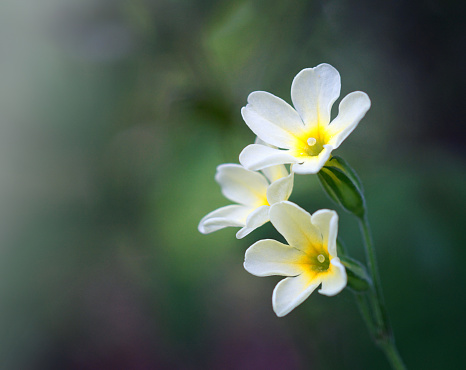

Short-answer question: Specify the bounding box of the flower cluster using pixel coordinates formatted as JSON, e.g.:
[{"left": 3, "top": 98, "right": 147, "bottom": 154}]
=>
[{"left": 199, "top": 63, "right": 371, "bottom": 316}]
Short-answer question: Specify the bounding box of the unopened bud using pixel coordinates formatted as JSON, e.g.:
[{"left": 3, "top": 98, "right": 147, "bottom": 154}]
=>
[{"left": 318, "top": 156, "right": 366, "bottom": 218}]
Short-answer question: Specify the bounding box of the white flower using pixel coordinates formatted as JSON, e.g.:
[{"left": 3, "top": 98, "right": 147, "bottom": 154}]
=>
[
  {"left": 198, "top": 163, "right": 294, "bottom": 239},
  {"left": 244, "top": 201, "right": 347, "bottom": 317},
  {"left": 239, "top": 63, "right": 371, "bottom": 174}
]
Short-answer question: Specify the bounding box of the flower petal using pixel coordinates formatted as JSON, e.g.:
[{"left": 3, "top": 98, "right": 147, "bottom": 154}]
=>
[
  {"left": 242, "top": 91, "right": 305, "bottom": 149},
  {"left": 266, "top": 172, "right": 294, "bottom": 205},
  {"left": 261, "top": 164, "right": 288, "bottom": 184},
  {"left": 310, "top": 209, "right": 339, "bottom": 257},
  {"left": 269, "top": 201, "right": 323, "bottom": 253},
  {"left": 198, "top": 205, "right": 252, "bottom": 234},
  {"left": 216, "top": 164, "right": 269, "bottom": 206},
  {"left": 291, "top": 64, "right": 341, "bottom": 129},
  {"left": 239, "top": 144, "right": 299, "bottom": 171},
  {"left": 236, "top": 205, "right": 270, "bottom": 239},
  {"left": 318, "top": 258, "right": 347, "bottom": 296},
  {"left": 252, "top": 138, "right": 290, "bottom": 182},
  {"left": 244, "top": 239, "right": 307, "bottom": 277},
  {"left": 326, "top": 91, "right": 371, "bottom": 149},
  {"left": 272, "top": 273, "right": 320, "bottom": 317},
  {"left": 291, "top": 144, "right": 333, "bottom": 174}
]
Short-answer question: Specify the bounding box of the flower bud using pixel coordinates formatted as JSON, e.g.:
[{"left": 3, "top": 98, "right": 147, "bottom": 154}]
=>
[{"left": 317, "top": 156, "right": 365, "bottom": 218}]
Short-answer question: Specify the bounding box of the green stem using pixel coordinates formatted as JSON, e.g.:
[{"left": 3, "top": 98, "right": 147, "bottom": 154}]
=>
[
  {"left": 359, "top": 214, "right": 406, "bottom": 370},
  {"left": 380, "top": 340, "right": 407, "bottom": 370},
  {"left": 354, "top": 292, "right": 376, "bottom": 337}
]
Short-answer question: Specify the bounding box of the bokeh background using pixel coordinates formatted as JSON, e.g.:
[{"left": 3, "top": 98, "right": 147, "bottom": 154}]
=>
[{"left": 1, "top": 0, "right": 465, "bottom": 369}]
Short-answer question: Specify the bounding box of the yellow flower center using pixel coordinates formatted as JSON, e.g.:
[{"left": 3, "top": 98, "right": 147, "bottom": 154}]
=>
[
  {"left": 299, "top": 243, "right": 331, "bottom": 272},
  {"left": 297, "top": 133, "right": 325, "bottom": 158},
  {"left": 312, "top": 251, "right": 330, "bottom": 272},
  {"left": 307, "top": 137, "right": 317, "bottom": 146}
]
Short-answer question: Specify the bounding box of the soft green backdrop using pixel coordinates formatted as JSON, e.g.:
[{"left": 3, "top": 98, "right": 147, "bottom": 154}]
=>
[{"left": 0, "top": 0, "right": 464, "bottom": 369}]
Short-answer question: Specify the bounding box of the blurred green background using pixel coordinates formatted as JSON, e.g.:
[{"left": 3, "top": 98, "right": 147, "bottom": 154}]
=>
[{"left": 0, "top": 0, "right": 465, "bottom": 369}]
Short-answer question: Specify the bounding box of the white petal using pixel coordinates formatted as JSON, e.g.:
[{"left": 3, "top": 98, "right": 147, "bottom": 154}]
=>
[
  {"left": 242, "top": 91, "right": 305, "bottom": 149},
  {"left": 310, "top": 209, "right": 339, "bottom": 257},
  {"left": 269, "top": 201, "right": 323, "bottom": 252},
  {"left": 236, "top": 205, "right": 270, "bottom": 239},
  {"left": 272, "top": 273, "right": 320, "bottom": 317},
  {"left": 254, "top": 136, "right": 269, "bottom": 146},
  {"left": 215, "top": 164, "right": 269, "bottom": 206},
  {"left": 291, "top": 144, "right": 333, "bottom": 174},
  {"left": 266, "top": 172, "right": 294, "bottom": 205},
  {"left": 318, "top": 258, "right": 347, "bottom": 296},
  {"left": 198, "top": 205, "right": 252, "bottom": 234},
  {"left": 239, "top": 144, "right": 299, "bottom": 171},
  {"left": 291, "top": 64, "right": 341, "bottom": 129},
  {"left": 326, "top": 91, "right": 371, "bottom": 149},
  {"left": 261, "top": 164, "right": 288, "bottom": 184},
  {"left": 252, "top": 138, "right": 290, "bottom": 182},
  {"left": 244, "top": 239, "right": 307, "bottom": 277}
]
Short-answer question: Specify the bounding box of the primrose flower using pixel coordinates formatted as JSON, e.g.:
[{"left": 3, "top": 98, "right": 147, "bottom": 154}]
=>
[
  {"left": 198, "top": 163, "right": 293, "bottom": 239},
  {"left": 244, "top": 201, "right": 347, "bottom": 317},
  {"left": 239, "top": 63, "right": 371, "bottom": 174}
]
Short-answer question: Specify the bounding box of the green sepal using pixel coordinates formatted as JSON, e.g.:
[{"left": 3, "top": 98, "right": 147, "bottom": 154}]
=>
[
  {"left": 337, "top": 239, "right": 371, "bottom": 292},
  {"left": 327, "top": 156, "right": 363, "bottom": 192},
  {"left": 341, "top": 255, "right": 372, "bottom": 292},
  {"left": 318, "top": 156, "right": 366, "bottom": 218},
  {"left": 336, "top": 238, "right": 348, "bottom": 256}
]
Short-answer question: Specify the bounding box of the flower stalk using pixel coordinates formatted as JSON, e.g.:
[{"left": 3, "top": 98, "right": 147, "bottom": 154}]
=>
[
  {"left": 358, "top": 214, "right": 406, "bottom": 370},
  {"left": 319, "top": 157, "right": 405, "bottom": 369}
]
